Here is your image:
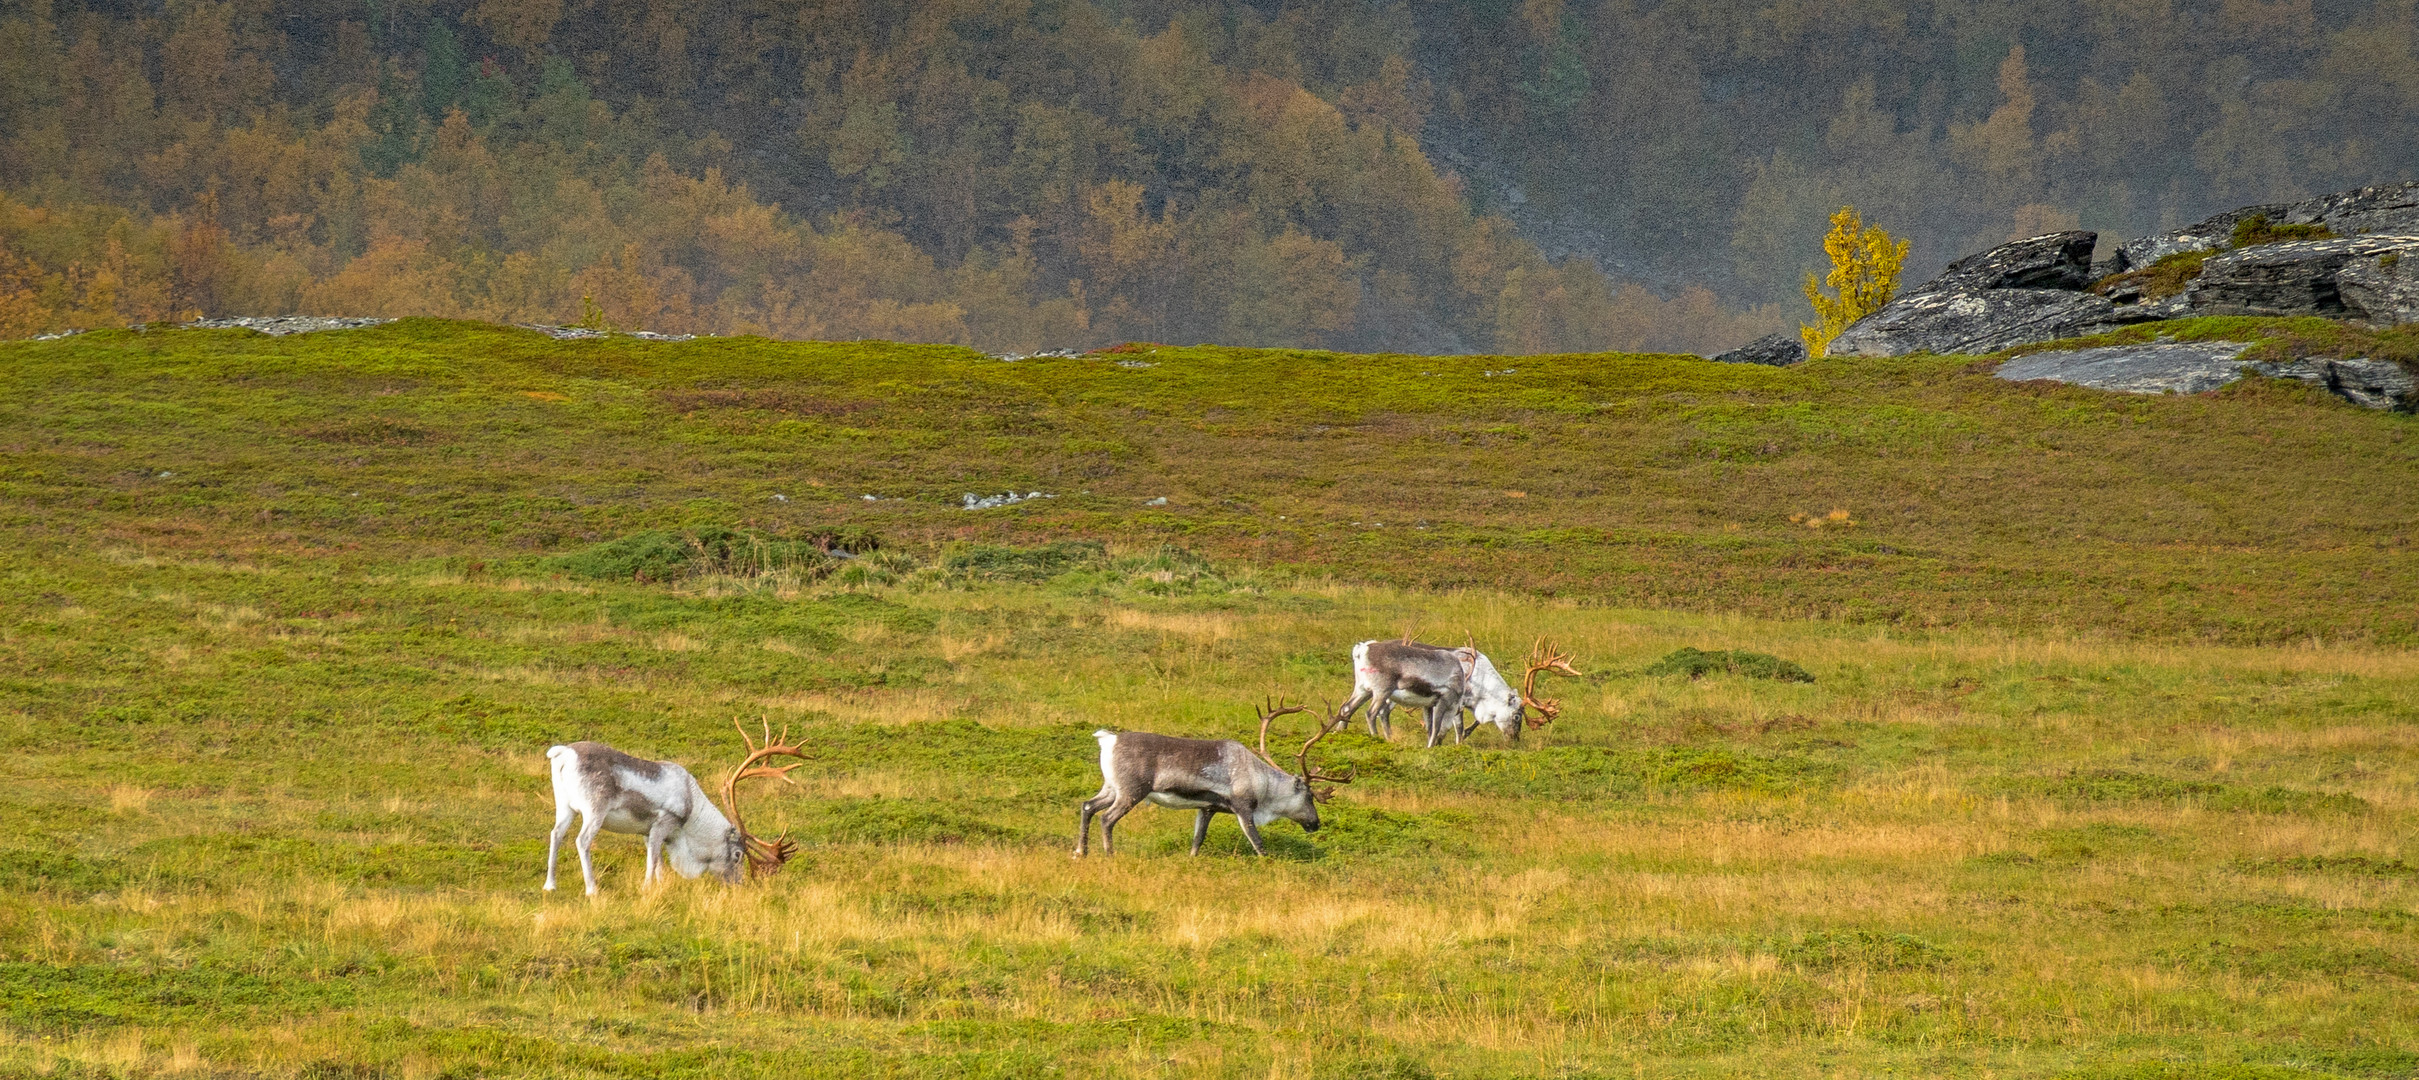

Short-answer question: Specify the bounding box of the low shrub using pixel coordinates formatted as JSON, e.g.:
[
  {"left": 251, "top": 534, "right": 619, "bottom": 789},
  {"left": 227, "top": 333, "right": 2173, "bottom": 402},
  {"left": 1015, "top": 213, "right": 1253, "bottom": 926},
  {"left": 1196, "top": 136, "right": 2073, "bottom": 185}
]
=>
[
  {"left": 552, "top": 525, "right": 874, "bottom": 582},
  {"left": 941, "top": 540, "right": 1109, "bottom": 582},
  {"left": 2230, "top": 214, "right": 2335, "bottom": 248},
  {"left": 2092, "top": 250, "right": 2213, "bottom": 302},
  {"left": 2234, "top": 855, "right": 2417, "bottom": 877},
  {"left": 2037, "top": 771, "right": 2366, "bottom": 814},
  {"left": 1644, "top": 647, "right": 1815, "bottom": 682},
  {"left": 1773, "top": 929, "right": 1953, "bottom": 972}
]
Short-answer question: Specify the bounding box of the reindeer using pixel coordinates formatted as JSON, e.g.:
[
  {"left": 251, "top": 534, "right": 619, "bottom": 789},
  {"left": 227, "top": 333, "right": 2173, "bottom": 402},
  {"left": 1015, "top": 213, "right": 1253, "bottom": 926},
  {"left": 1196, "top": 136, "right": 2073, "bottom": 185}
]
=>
[
  {"left": 544, "top": 719, "right": 808, "bottom": 895},
  {"left": 1332, "top": 639, "right": 1582, "bottom": 747},
  {"left": 1076, "top": 698, "right": 1355, "bottom": 857}
]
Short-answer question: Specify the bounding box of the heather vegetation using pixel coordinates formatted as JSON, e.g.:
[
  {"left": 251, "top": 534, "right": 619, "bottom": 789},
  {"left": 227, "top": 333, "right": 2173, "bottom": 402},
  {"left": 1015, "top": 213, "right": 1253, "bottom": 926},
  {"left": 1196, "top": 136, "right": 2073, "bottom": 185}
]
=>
[
  {"left": 7, "top": 0, "right": 2419, "bottom": 352},
  {"left": 2, "top": 326, "right": 2417, "bottom": 1077}
]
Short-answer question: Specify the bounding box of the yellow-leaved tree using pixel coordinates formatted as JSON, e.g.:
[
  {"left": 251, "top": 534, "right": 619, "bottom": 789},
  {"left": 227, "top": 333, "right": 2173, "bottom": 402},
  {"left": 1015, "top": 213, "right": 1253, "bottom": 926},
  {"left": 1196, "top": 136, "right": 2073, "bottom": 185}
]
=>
[{"left": 1799, "top": 206, "right": 1910, "bottom": 357}]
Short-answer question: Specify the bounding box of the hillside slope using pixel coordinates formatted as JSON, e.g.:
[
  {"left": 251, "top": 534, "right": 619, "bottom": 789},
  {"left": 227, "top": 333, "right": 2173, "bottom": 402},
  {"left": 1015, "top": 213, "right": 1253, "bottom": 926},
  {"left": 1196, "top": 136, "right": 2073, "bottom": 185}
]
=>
[{"left": 5, "top": 320, "right": 2416, "bottom": 642}]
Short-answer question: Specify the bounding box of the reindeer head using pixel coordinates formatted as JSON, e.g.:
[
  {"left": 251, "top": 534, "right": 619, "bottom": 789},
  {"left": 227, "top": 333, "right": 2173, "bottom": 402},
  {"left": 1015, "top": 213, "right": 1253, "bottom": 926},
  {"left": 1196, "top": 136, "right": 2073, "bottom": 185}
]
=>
[
  {"left": 1259, "top": 696, "right": 1354, "bottom": 831},
  {"left": 722, "top": 717, "right": 809, "bottom": 880},
  {"left": 1458, "top": 647, "right": 1530, "bottom": 742},
  {"left": 1518, "top": 639, "right": 1583, "bottom": 732}
]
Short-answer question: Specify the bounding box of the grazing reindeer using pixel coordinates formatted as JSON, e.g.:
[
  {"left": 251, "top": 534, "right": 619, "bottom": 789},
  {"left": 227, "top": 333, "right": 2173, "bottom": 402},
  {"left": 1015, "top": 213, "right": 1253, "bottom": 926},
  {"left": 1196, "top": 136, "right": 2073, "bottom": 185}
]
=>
[
  {"left": 544, "top": 719, "right": 807, "bottom": 895},
  {"left": 1076, "top": 699, "right": 1355, "bottom": 857},
  {"left": 1332, "top": 638, "right": 1584, "bottom": 746}
]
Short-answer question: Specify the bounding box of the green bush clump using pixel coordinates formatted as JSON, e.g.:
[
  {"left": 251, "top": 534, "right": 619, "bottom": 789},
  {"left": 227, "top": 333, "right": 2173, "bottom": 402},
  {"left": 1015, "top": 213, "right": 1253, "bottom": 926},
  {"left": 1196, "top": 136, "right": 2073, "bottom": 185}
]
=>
[
  {"left": 942, "top": 540, "right": 1109, "bottom": 582},
  {"left": 1644, "top": 647, "right": 1815, "bottom": 682},
  {"left": 2210, "top": 786, "right": 2370, "bottom": 815},
  {"left": 2047, "top": 769, "right": 2226, "bottom": 802},
  {"left": 2230, "top": 213, "right": 2335, "bottom": 248},
  {"left": 0, "top": 849, "right": 125, "bottom": 894},
  {"left": 2038, "top": 771, "right": 2366, "bottom": 814},
  {"left": 2091, "top": 250, "right": 2213, "bottom": 302},
  {"left": 2236, "top": 855, "right": 2417, "bottom": 877},
  {"left": 552, "top": 525, "right": 874, "bottom": 582},
  {"left": 1774, "top": 929, "right": 1953, "bottom": 972}
]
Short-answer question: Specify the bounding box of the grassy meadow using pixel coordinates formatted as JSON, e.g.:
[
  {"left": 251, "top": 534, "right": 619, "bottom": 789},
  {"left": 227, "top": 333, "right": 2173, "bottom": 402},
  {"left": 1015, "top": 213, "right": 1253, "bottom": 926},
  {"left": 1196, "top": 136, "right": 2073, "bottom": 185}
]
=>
[{"left": 2, "top": 321, "right": 2416, "bottom": 1078}]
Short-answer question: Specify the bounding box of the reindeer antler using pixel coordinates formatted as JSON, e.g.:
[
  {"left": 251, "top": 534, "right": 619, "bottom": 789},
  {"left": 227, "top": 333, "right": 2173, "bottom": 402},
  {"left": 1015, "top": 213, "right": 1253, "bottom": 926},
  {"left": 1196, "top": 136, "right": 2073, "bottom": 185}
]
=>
[
  {"left": 1250, "top": 695, "right": 1353, "bottom": 798},
  {"left": 723, "top": 716, "right": 810, "bottom": 876},
  {"left": 1519, "top": 639, "right": 1583, "bottom": 729},
  {"left": 1256, "top": 695, "right": 1309, "bottom": 766}
]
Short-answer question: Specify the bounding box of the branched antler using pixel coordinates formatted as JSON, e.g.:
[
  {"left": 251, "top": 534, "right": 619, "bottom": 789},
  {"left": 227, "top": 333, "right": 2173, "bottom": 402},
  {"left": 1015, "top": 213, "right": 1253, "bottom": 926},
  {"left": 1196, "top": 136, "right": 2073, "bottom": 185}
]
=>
[
  {"left": 723, "top": 716, "right": 810, "bottom": 876},
  {"left": 1256, "top": 695, "right": 1309, "bottom": 766},
  {"left": 1519, "top": 639, "right": 1583, "bottom": 729},
  {"left": 1276, "top": 699, "right": 1357, "bottom": 799}
]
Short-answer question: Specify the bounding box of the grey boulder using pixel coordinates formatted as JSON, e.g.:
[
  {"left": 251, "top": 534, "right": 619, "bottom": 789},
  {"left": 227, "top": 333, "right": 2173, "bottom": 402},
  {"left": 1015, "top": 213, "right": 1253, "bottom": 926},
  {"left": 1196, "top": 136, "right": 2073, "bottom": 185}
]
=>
[
  {"left": 1827, "top": 287, "right": 2125, "bottom": 358},
  {"left": 1996, "top": 341, "right": 2254, "bottom": 395},
  {"left": 1710, "top": 332, "right": 1808, "bottom": 366},
  {"left": 1995, "top": 340, "right": 2415, "bottom": 411},
  {"left": 2337, "top": 249, "right": 2419, "bottom": 325},
  {"left": 2184, "top": 235, "right": 2419, "bottom": 316},
  {"left": 1935, "top": 231, "right": 2100, "bottom": 291}
]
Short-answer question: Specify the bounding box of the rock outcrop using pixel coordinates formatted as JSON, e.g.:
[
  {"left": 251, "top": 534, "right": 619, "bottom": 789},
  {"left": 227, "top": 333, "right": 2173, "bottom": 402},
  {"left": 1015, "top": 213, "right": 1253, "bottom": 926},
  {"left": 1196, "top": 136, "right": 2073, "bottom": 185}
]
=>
[
  {"left": 1827, "top": 286, "right": 2129, "bottom": 358},
  {"left": 187, "top": 316, "right": 392, "bottom": 335},
  {"left": 1709, "top": 332, "right": 1807, "bottom": 366},
  {"left": 1934, "top": 231, "right": 2099, "bottom": 290},
  {"left": 2185, "top": 235, "right": 2419, "bottom": 316},
  {"left": 2335, "top": 249, "right": 2419, "bottom": 324},
  {"left": 1996, "top": 341, "right": 2416, "bottom": 411},
  {"left": 1996, "top": 341, "right": 2255, "bottom": 395},
  {"left": 2113, "top": 181, "right": 2419, "bottom": 270},
  {"left": 1823, "top": 181, "right": 2419, "bottom": 367}
]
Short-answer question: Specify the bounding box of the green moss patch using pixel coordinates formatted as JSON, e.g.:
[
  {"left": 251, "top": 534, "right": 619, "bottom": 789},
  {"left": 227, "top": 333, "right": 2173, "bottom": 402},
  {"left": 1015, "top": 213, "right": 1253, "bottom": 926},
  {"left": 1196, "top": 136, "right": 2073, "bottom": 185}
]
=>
[{"left": 2231, "top": 214, "right": 2336, "bottom": 248}]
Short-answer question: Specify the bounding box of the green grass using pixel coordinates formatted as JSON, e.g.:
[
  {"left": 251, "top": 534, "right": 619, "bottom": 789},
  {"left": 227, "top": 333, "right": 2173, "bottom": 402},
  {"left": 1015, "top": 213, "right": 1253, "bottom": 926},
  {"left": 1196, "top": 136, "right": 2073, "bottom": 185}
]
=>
[
  {"left": 1, "top": 323, "right": 2416, "bottom": 1077},
  {"left": 6, "top": 318, "right": 2419, "bottom": 643}
]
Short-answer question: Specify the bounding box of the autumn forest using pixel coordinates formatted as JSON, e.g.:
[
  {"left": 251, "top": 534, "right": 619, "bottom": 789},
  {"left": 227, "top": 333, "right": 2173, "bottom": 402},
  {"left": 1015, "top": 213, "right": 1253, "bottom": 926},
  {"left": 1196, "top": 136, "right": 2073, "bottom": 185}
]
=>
[{"left": 3, "top": 0, "right": 2415, "bottom": 353}]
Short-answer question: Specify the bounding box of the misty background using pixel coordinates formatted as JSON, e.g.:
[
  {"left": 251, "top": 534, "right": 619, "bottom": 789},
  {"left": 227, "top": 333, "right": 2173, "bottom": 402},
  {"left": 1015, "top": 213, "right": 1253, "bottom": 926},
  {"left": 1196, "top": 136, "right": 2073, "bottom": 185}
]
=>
[{"left": 1, "top": 0, "right": 2410, "bottom": 353}]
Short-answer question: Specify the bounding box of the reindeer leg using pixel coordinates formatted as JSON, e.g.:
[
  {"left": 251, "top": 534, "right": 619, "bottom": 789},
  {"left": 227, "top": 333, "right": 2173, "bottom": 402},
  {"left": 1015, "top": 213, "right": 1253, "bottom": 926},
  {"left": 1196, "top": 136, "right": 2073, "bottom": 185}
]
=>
[
  {"left": 1075, "top": 785, "right": 1115, "bottom": 857},
  {"left": 644, "top": 813, "right": 679, "bottom": 887},
  {"left": 1098, "top": 795, "right": 1144, "bottom": 856},
  {"left": 1333, "top": 688, "right": 1372, "bottom": 734},
  {"left": 1190, "top": 809, "right": 1216, "bottom": 855},
  {"left": 1235, "top": 811, "right": 1269, "bottom": 856},
  {"left": 1371, "top": 696, "right": 1394, "bottom": 740},
  {"left": 574, "top": 812, "right": 604, "bottom": 896},
  {"left": 545, "top": 803, "right": 573, "bottom": 892}
]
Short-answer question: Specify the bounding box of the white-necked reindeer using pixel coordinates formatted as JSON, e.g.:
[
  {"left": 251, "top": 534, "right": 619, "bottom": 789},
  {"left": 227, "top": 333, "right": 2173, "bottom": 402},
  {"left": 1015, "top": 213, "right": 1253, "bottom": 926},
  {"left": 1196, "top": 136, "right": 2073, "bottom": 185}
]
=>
[
  {"left": 1332, "top": 639, "right": 1582, "bottom": 746},
  {"left": 544, "top": 720, "right": 808, "bottom": 895},
  {"left": 1077, "top": 699, "right": 1356, "bottom": 857}
]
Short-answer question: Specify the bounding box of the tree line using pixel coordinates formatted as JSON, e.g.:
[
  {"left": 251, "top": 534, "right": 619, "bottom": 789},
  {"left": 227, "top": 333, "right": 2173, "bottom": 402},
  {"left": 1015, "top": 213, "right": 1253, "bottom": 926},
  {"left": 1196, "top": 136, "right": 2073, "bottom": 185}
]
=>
[{"left": 2, "top": 0, "right": 2408, "bottom": 352}]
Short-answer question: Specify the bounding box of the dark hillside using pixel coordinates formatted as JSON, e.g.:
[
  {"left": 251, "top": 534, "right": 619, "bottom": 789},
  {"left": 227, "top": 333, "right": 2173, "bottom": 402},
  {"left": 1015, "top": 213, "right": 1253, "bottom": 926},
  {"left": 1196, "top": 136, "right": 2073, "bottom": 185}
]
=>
[
  {"left": 7, "top": 0, "right": 2419, "bottom": 349},
  {"left": 6, "top": 321, "right": 2415, "bottom": 642}
]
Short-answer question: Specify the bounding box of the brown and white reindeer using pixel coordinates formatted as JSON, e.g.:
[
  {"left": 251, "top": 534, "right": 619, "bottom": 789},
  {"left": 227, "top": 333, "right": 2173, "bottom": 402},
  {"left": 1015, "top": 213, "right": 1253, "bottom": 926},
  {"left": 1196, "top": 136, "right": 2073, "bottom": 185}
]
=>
[
  {"left": 1332, "top": 638, "right": 1582, "bottom": 746},
  {"left": 544, "top": 719, "right": 807, "bottom": 895},
  {"left": 1076, "top": 699, "right": 1355, "bottom": 857}
]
